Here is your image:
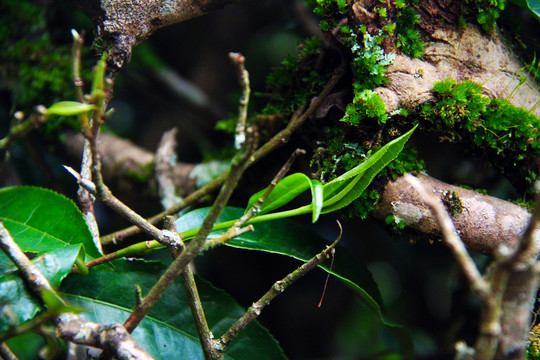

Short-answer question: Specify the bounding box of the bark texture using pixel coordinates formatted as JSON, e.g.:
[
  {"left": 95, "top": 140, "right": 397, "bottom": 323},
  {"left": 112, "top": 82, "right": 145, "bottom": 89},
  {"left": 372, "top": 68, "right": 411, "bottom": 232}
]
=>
[
  {"left": 377, "top": 25, "right": 540, "bottom": 117},
  {"left": 72, "top": 0, "right": 249, "bottom": 69},
  {"left": 372, "top": 174, "right": 531, "bottom": 255}
]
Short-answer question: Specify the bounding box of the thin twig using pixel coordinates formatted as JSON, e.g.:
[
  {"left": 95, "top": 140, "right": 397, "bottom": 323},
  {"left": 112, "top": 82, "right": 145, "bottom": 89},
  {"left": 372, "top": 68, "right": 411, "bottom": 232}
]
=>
[
  {"left": 155, "top": 128, "right": 182, "bottom": 210},
  {"left": 218, "top": 229, "right": 342, "bottom": 352},
  {"left": 0, "top": 342, "right": 18, "bottom": 360},
  {"left": 123, "top": 53, "right": 258, "bottom": 334},
  {"left": 99, "top": 62, "right": 345, "bottom": 246},
  {"left": 70, "top": 29, "right": 101, "bottom": 252},
  {"left": 0, "top": 108, "right": 46, "bottom": 154},
  {"left": 229, "top": 52, "right": 250, "bottom": 150},
  {"left": 0, "top": 222, "right": 56, "bottom": 297},
  {"left": 404, "top": 174, "right": 491, "bottom": 301},
  {"left": 100, "top": 174, "right": 224, "bottom": 245}
]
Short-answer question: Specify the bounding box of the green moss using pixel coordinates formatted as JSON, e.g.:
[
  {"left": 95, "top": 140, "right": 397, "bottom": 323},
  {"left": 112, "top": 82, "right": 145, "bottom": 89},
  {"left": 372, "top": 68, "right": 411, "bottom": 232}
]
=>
[
  {"left": 342, "top": 88, "right": 389, "bottom": 126},
  {"left": 0, "top": 1, "right": 77, "bottom": 113},
  {"left": 120, "top": 160, "right": 156, "bottom": 183},
  {"left": 441, "top": 190, "right": 463, "bottom": 217},
  {"left": 305, "top": 0, "right": 349, "bottom": 31},
  {"left": 395, "top": 7, "right": 425, "bottom": 58},
  {"left": 349, "top": 30, "right": 395, "bottom": 91},
  {"left": 462, "top": 0, "right": 506, "bottom": 31},
  {"left": 261, "top": 36, "right": 326, "bottom": 119},
  {"left": 420, "top": 79, "right": 539, "bottom": 195}
]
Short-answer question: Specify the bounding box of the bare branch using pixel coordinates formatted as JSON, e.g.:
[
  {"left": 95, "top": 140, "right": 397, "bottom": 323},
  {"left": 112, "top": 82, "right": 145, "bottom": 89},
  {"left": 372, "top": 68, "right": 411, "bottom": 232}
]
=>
[
  {"left": 74, "top": 0, "right": 251, "bottom": 70},
  {"left": 404, "top": 174, "right": 491, "bottom": 301},
  {"left": 56, "top": 313, "right": 154, "bottom": 360},
  {"left": 0, "top": 222, "right": 56, "bottom": 296},
  {"left": 218, "top": 230, "right": 341, "bottom": 352},
  {"left": 155, "top": 128, "right": 182, "bottom": 210},
  {"left": 0, "top": 342, "right": 18, "bottom": 360}
]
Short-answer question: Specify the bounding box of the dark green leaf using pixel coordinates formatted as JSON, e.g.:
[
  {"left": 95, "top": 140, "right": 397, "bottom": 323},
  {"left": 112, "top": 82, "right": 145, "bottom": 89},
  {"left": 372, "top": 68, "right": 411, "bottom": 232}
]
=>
[
  {"left": 6, "top": 333, "right": 44, "bottom": 360},
  {"left": 176, "top": 207, "right": 414, "bottom": 358},
  {"left": 45, "top": 101, "right": 94, "bottom": 116},
  {"left": 321, "top": 126, "right": 416, "bottom": 213},
  {"left": 0, "top": 245, "right": 83, "bottom": 333},
  {"left": 0, "top": 186, "right": 101, "bottom": 259},
  {"left": 61, "top": 260, "right": 285, "bottom": 360}
]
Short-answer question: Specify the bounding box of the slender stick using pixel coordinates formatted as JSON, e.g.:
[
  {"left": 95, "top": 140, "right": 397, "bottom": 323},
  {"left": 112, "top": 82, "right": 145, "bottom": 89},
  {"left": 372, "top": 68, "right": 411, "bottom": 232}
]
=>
[
  {"left": 218, "top": 232, "right": 341, "bottom": 351},
  {"left": 0, "top": 222, "right": 56, "bottom": 297},
  {"left": 181, "top": 263, "right": 216, "bottom": 360},
  {"left": 0, "top": 342, "right": 18, "bottom": 360},
  {"left": 99, "top": 62, "right": 345, "bottom": 245},
  {"left": 404, "top": 174, "right": 491, "bottom": 301},
  {"left": 123, "top": 53, "right": 258, "bottom": 334}
]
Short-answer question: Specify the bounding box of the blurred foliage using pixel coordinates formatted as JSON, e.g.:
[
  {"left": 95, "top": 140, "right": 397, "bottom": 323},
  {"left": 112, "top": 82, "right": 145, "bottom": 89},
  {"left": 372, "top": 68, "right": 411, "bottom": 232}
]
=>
[
  {"left": 0, "top": 0, "right": 94, "bottom": 136},
  {"left": 463, "top": 0, "right": 507, "bottom": 30}
]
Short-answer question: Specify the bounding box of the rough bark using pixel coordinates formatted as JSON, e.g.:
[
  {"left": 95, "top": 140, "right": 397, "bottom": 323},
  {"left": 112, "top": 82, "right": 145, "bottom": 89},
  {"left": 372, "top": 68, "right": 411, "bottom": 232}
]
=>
[
  {"left": 377, "top": 25, "right": 540, "bottom": 117},
  {"left": 372, "top": 174, "right": 531, "bottom": 255},
  {"left": 71, "top": 0, "right": 250, "bottom": 69}
]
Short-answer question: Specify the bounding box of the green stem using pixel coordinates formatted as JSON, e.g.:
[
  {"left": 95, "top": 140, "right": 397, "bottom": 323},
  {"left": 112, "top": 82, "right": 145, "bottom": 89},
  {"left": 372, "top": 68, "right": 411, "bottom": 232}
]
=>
[
  {"left": 86, "top": 205, "right": 314, "bottom": 267},
  {"left": 179, "top": 205, "right": 313, "bottom": 240}
]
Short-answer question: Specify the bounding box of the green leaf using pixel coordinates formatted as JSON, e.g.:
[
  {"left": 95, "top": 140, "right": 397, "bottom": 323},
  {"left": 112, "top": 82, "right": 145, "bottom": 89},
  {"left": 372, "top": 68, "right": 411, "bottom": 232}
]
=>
[
  {"left": 61, "top": 260, "right": 286, "bottom": 360},
  {"left": 321, "top": 126, "right": 416, "bottom": 213},
  {"left": 45, "top": 101, "right": 95, "bottom": 116},
  {"left": 0, "top": 186, "right": 101, "bottom": 260},
  {"left": 0, "top": 245, "right": 83, "bottom": 333},
  {"left": 246, "top": 173, "right": 324, "bottom": 223},
  {"left": 310, "top": 179, "right": 324, "bottom": 222},
  {"left": 6, "top": 333, "right": 45, "bottom": 360},
  {"left": 177, "top": 207, "right": 381, "bottom": 305},
  {"left": 527, "top": 0, "right": 540, "bottom": 18},
  {"left": 176, "top": 207, "right": 414, "bottom": 358},
  {"left": 510, "top": 0, "right": 540, "bottom": 19}
]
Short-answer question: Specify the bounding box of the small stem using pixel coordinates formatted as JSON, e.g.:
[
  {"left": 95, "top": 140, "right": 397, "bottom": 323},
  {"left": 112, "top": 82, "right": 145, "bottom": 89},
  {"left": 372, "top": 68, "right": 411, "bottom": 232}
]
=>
[
  {"left": 218, "top": 235, "right": 341, "bottom": 352},
  {"left": 100, "top": 173, "right": 226, "bottom": 245},
  {"left": 181, "top": 268, "right": 216, "bottom": 359},
  {"left": 123, "top": 56, "right": 257, "bottom": 334},
  {"left": 0, "top": 108, "right": 46, "bottom": 154},
  {"left": 99, "top": 63, "right": 345, "bottom": 245},
  {"left": 405, "top": 174, "right": 491, "bottom": 301},
  {"left": 0, "top": 222, "right": 56, "bottom": 298},
  {"left": 0, "top": 342, "right": 18, "bottom": 360},
  {"left": 229, "top": 52, "right": 250, "bottom": 150}
]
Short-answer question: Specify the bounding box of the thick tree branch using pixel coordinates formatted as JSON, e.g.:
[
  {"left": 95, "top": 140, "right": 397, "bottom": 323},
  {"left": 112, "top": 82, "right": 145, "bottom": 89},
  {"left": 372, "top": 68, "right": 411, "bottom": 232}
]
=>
[
  {"left": 66, "top": 127, "right": 531, "bottom": 256},
  {"left": 373, "top": 173, "right": 531, "bottom": 255},
  {"left": 73, "top": 0, "right": 251, "bottom": 69},
  {"left": 63, "top": 132, "right": 196, "bottom": 197},
  {"left": 369, "top": 16, "right": 540, "bottom": 117}
]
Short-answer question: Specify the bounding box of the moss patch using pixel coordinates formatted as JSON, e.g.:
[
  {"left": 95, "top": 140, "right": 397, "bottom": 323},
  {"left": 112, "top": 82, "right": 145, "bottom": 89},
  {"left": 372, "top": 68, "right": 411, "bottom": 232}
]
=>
[{"left": 420, "top": 79, "right": 539, "bottom": 195}]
